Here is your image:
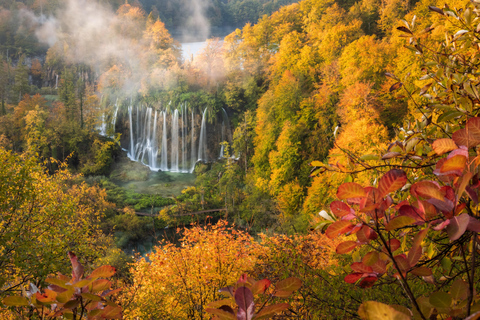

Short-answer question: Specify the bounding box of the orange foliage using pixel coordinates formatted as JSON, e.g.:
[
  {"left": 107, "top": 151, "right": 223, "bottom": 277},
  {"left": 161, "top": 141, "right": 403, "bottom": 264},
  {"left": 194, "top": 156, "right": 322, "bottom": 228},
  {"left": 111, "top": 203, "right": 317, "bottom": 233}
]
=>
[
  {"left": 30, "top": 58, "right": 43, "bottom": 77},
  {"left": 13, "top": 94, "right": 48, "bottom": 140},
  {"left": 143, "top": 19, "right": 173, "bottom": 52},
  {"left": 124, "top": 220, "right": 262, "bottom": 319},
  {"left": 124, "top": 220, "right": 344, "bottom": 319},
  {"left": 250, "top": 232, "right": 343, "bottom": 317}
]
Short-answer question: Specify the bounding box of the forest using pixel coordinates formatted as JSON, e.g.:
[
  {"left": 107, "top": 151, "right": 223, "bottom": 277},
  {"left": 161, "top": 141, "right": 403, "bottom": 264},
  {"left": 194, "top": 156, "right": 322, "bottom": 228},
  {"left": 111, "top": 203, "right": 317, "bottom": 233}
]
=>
[{"left": 1, "top": 0, "right": 480, "bottom": 318}]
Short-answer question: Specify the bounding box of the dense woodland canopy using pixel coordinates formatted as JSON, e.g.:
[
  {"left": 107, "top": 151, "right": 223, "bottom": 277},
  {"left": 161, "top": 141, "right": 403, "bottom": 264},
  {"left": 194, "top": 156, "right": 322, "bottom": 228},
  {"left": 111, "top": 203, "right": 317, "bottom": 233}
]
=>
[{"left": 1, "top": 0, "right": 480, "bottom": 318}]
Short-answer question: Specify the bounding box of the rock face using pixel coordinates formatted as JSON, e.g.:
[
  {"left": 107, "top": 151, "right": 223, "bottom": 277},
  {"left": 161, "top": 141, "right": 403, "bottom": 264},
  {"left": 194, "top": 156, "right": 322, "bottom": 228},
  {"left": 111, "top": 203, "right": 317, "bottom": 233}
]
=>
[{"left": 114, "top": 103, "right": 232, "bottom": 173}]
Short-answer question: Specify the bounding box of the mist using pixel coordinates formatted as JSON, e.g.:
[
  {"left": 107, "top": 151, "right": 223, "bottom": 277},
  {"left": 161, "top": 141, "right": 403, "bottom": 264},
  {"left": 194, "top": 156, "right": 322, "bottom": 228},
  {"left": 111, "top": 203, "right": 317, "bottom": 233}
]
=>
[
  {"left": 180, "top": 0, "right": 211, "bottom": 42},
  {"left": 25, "top": 0, "right": 215, "bottom": 96}
]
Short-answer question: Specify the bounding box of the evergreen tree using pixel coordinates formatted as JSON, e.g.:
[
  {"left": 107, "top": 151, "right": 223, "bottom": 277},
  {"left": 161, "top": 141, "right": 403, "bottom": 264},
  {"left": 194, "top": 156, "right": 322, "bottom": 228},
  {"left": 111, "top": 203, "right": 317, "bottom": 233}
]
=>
[
  {"left": 58, "top": 68, "right": 77, "bottom": 122},
  {"left": 12, "top": 54, "right": 29, "bottom": 103}
]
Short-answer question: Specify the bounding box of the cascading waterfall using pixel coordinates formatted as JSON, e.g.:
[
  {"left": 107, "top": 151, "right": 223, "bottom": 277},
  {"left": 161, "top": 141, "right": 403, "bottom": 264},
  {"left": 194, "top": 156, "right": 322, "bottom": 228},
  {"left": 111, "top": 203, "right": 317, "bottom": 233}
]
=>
[
  {"left": 171, "top": 109, "right": 179, "bottom": 172},
  {"left": 128, "top": 105, "right": 134, "bottom": 157},
  {"left": 111, "top": 98, "right": 119, "bottom": 138},
  {"left": 197, "top": 108, "right": 208, "bottom": 162},
  {"left": 161, "top": 111, "right": 168, "bottom": 171},
  {"left": 182, "top": 104, "right": 187, "bottom": 171},
  {"left": 190, "top": 110, "right": 196, "bottom": 173},
  {"left": 115, "top": 102, "right": 230, "bottom": 173}
]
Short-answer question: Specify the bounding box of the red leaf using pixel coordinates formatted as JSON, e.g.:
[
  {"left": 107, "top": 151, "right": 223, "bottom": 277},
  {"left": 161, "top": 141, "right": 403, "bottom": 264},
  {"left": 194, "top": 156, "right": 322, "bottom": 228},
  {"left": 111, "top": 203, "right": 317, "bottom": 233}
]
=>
[
  {"left": 371, "top": 259, "right": 387, "bottom": 274},
  {"left": 378, "top": 169, "right": 407, "bottom": 197},
  {"left": 399, "top": 205, "right": 425, "bottom": 221},
  {"left": 432, "top": 139, "right": 458, "bottom": 155},
  {"left": 466, "top": 118, "right": 480, "bottom": 143},
  {"left": 336, "top": 241, "right": 357, "bottom": 254},
  {"left": 467, "top": 216, "right": 480, "bottom": 232},
  {"left": 433, "top": 219, "right": 450, "bottom": 230},
  {"left": 433, "top": 154, "right": 467, "bottom": 176},
  {"left": 251, "top": 279, "right": 271, "bottom": 295},
  {"left": 330, "top": 201, "right": 354, "bottom": 218},
  {"left": 394, "top": 255, "right": 410, "bottom": 272},
  {"left": 411, "top": 181, "right": 444, "bottom": 200},
  {"left": 237, "top": 274, "right": 249, "bottom": 284},
  {"left": 337, "top": 182, "right": 366, "bottom": 199},
  {"left": 356, "top": 225, "right": 377, "bottom": 244},
  {"left": 452, "top": 118, "right": 480, "bottom": 147},
  {"left": 427, "top": 198, "right": 454, "bottom": 214},
  {"left": 407, "top": 244, "right": 422, "bottom": 267},
  {"left": 325, "top": 221, "right": 354, "bottom": 239},
  {"left": 68, "top": 252, "right": 84, "bottom": 282},
  {"left": 384, "top": 239, "right": 401, "bottom": 252},
  {"left": 411, "top": 267, "right": 432, "bottom": 276},
  {"left": 351, "top": 262, "right": 373, "bottom": 273},
  {"left": 235, "top": 287, "right": 255, "bottom": 320},
  {"left": 446, "top": 213, "right": 470, "bottom": 241},
  {"left": 360, "top": 187, "right": 383, "bottom": 212},
  {"left": 417, "top": 200, "right": 437, "bottom": 220},
  {"left": 359, "top": 276, "right": 378, "bottom": 288},
  {"left": 466, "top": 186, "right": 479, "bottom": 204},
  {"left": 344, "top": 273, "right": 363, "bottom": 284}
]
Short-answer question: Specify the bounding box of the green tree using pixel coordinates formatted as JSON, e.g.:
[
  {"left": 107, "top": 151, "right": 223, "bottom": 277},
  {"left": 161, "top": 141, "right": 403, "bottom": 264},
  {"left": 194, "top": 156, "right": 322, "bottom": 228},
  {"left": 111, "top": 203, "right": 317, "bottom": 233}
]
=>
[
  {"left": 58, "top": 68, "right": 77, "bottom": 122},
  {"left": 12, "top": 54, "right": 29, "bottom": 103}
]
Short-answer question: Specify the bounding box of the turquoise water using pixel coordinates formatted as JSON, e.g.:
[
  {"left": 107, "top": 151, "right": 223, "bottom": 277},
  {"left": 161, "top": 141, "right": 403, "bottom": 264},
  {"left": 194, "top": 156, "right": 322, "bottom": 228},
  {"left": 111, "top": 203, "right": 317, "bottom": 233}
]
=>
[{"left": 112, "top": 170, "right": 196, "bottom": 198}]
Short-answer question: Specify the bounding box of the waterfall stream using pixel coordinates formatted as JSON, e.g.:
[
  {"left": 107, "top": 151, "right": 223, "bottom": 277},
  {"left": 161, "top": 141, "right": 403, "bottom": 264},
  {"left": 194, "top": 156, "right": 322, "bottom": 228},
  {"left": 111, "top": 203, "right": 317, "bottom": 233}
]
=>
[{"left": 111, "top": 102, "right": 230, "bottom": 174}]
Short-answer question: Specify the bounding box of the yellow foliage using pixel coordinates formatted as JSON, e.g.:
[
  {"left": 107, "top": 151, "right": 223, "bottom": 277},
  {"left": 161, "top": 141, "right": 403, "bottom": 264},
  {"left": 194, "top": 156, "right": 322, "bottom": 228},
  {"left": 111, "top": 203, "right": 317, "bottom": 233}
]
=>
[
  {"left": 123, "top": 221, "right": 262, "bottom": 319},
  {"left": 277, "top": 179, "right": 305, "bottom": 216},
  {"left": 302, "top": 171, "right": 347, "bottom": 217},
  {"left": 0, "top": 148, "right": 110, "bottom": 301}
]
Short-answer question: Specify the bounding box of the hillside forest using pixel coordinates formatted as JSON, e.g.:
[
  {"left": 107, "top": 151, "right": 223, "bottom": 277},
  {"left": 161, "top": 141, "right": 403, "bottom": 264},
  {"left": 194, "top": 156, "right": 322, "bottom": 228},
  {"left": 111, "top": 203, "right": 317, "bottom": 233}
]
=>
[{"left": 1, "top": 0, "right": 480, "bottom": 319}]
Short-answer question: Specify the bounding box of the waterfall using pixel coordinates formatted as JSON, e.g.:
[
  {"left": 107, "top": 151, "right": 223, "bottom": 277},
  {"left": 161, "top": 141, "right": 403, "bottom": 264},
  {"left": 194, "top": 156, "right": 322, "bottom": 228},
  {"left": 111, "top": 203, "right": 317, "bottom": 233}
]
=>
[
  {"left": 151, "top": 110, "right": 158, "bottom": 169},
  {"left": 198, "top": 108, "right": 208, "bottom": 162},
  {"left": 121, "top": 102, "right": 229, "bottom": 173},
  {"left": 182, "top": 104, "right": 186, "bottom": 172},
  {"left": 171, "top": 109, "right": 179, "bottom": 172},
  {"left": 55, "top": 74, "right": 58, "bottom": 89},
  {"left": 160, "top": 111, "right": 168, "bottom": 170},
  {"left": 190, "top": 110, "right": 196, "bottom": 173},
  {"left": 111, "top": 98, "right": 119, "bottom": 138},
  {"left": 129, "top": 105, "right": 134, "bottom": 158}
]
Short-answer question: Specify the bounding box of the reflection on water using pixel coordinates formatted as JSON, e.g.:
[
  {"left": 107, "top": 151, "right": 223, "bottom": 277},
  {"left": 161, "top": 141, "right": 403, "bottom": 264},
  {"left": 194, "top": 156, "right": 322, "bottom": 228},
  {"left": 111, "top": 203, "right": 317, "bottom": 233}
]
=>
[{"left": 111, "top": 170, "right": 196, "bottom": 198}]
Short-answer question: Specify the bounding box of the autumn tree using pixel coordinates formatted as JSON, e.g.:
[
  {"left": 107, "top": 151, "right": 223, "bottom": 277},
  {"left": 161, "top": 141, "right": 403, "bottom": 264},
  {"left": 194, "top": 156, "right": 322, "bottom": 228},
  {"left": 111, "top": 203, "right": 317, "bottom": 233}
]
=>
[
  {"left": 0, "top": 148, "right": 110, "bottom": 302},
  {"left": 124, "top": 221, "right": 262, "bottom": 319}
]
